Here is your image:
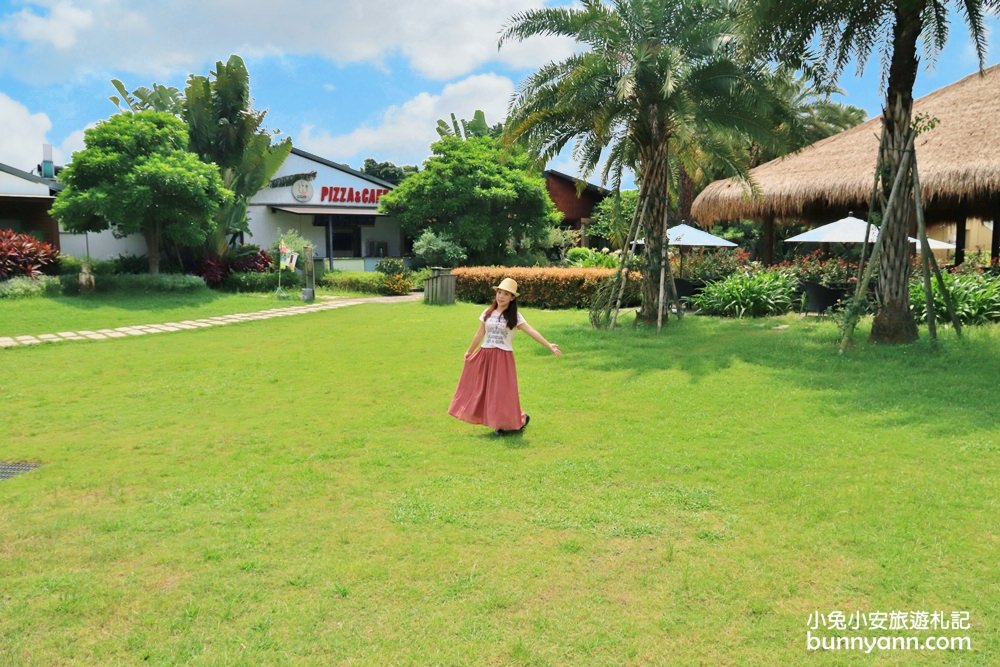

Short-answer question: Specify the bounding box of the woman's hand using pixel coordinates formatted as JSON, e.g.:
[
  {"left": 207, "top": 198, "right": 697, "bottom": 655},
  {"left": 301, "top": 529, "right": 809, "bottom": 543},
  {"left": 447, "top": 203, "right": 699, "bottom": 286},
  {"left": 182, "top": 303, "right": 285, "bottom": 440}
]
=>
[
  {"left": 549, "top": 343, "right": 562, "bottom": 356},
  {"left": 464, "top": 349, "right": 477, "bottom": 361}
]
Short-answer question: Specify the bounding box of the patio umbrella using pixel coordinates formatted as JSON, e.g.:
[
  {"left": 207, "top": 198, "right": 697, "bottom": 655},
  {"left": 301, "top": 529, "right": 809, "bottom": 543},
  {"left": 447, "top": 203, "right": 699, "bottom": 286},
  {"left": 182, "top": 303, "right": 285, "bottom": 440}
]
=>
[
  {"left": 665, "top": 223, "right": 737, "bottom": 279},
  {"left": 909, "top": 236, "right": 955, "bottom": 250},
  {"left": 667, "top": 223, "right": 737, "bottom": 247},
  {"left": 786, "top": 215, "right": 955, "bottom": 250},
  {"left": 784, "top": 215, "right": 878, "bottom": 243}
]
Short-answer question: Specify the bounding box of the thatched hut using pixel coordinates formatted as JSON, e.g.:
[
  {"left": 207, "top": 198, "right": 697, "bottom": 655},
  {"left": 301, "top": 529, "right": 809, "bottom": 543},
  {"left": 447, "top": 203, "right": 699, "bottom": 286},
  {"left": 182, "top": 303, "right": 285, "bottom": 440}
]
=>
[{"left": 691, "top": 64, "right": 1000, "bottom": 264}]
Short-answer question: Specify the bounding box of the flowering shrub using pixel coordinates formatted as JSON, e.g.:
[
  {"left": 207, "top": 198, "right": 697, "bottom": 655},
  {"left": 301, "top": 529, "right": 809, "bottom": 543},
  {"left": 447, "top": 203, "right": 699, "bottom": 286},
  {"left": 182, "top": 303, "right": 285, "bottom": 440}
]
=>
[
  {"left": 453, "top": 266, "right": 641, "bottom": 308},
  {"left": 672, "top": 248, "right": 752, "bottom": 281},
  {"left": 778, "top": 250, "right": 859, "bottom": 286},
  {"left": 230, "top": 246, "right": 273, "bottom": 272},
  {"left": 199, "top": 245, "right": 273, "bottom": 287},
  {"left": 0, "top": 229, "right": 59, "bottom": 280},
  {"left": 320, "top": 271, "right": 382, "bottom": 294}
]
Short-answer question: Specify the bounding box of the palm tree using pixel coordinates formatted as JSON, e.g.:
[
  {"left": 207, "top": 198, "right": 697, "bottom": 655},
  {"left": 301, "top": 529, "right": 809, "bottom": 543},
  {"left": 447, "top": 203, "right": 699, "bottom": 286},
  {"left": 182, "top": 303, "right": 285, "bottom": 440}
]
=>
[
  {"left": 500, "top": 0, "right": 787, "bottom": 324},
  {"left": 743, "top": 0, "right": 1000, "bottom": 343}
]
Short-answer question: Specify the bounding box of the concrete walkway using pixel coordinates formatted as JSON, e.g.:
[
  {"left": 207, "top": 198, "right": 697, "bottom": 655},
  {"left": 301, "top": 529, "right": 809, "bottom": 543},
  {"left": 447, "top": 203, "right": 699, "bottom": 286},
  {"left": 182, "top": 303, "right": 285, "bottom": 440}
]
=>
[{"left": 0, "top": 293, "right": 422, "bottom": 348}]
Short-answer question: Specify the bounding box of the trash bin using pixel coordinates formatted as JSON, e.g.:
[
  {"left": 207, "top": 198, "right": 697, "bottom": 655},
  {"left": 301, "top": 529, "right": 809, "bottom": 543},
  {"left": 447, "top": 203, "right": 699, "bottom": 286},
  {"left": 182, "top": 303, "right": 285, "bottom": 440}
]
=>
[{"left": 424, "top": 267, "right": 456, "bottom": 305}]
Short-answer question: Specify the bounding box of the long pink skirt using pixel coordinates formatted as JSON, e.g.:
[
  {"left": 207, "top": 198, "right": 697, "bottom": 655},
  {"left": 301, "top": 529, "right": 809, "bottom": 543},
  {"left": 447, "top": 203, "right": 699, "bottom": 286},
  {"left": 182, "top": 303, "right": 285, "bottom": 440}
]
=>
[{"left": 448, "top": 347, "right": 525, "bottom": 431}]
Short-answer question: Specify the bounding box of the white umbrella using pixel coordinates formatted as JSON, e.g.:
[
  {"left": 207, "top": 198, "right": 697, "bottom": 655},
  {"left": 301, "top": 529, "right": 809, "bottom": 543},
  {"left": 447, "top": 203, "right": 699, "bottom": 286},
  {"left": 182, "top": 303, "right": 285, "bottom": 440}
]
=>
[
  {"left": 785, "top": 215, "right": 878, "bottom": 243},
  {"left": 909, "top": 236, "right": 955, "bottom": 250},
  {"left": 667, "top": 223, "right": 737, "bottom": 247},
  {"left": 786, "top": 216, "right": 956, "bottom": 251}
]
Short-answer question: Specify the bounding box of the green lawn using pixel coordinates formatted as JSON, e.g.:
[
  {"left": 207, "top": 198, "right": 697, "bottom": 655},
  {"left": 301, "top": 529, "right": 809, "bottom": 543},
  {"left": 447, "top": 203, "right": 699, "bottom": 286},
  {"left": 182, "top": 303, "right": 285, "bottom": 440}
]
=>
[
  {"left": 2, "top": 300, "right": 998, "bottom": 665},
  {"left": 0, "top": 288, "right": 373, "bottom": 338}
]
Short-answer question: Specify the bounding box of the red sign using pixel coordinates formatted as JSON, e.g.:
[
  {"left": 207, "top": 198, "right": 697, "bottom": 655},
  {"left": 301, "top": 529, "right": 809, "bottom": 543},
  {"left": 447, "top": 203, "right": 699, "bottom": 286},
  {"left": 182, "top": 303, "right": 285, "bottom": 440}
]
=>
[{"left": 319, "top": 186, "right": 390, "bottom": 205}]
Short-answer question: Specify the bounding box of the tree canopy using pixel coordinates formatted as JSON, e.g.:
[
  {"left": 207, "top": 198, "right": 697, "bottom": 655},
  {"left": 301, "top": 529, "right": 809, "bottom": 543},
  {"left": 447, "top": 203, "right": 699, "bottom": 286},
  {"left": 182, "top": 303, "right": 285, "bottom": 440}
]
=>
[
  {"left": 110, "top": 55, "right": 292, "bottom": 258},
  {"left": 51, "top": 112, "right": 232, "bottom": 274},
  {"left": 378, "top": 135, "right": 562, "bottom": 265},
  {"left": 501, "top": 0, "right": 791, "bottom": 325},
  {"left": 361, "top": 158, "right": 418, "bottom": 185}
]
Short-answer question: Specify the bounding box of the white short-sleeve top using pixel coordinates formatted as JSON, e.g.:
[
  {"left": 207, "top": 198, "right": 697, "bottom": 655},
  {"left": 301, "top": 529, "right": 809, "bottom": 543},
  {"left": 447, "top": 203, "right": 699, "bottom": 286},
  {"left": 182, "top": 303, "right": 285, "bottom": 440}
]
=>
[{"left": 480, "top": 308, "right": 526, "bottom": 351}]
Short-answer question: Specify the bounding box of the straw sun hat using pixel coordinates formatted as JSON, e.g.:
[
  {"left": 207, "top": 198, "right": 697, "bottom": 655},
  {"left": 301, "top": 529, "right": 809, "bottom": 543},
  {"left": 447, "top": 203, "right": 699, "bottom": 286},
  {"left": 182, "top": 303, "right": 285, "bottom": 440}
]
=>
[{"left": 492, "top": 277, "right": 519, "bottom": 297}]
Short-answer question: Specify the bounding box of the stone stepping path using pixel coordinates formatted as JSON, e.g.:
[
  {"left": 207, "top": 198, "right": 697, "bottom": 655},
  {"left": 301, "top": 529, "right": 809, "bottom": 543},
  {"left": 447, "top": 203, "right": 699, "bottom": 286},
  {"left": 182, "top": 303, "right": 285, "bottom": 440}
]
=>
[{"left": 0, "top": 293, "right": 421, "bottom": 348}]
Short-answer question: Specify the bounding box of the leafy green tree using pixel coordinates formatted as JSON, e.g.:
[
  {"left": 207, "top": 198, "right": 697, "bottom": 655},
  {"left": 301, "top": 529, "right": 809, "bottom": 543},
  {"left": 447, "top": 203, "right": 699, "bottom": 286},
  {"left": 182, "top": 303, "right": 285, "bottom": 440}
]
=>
[
  {"left": 110, "top": 56, "right": 292, "bottom": 259},
  {"left": 108, "top": 80, "right": 183, "bottom": 114},
  {"left": 379, "top": 135, "right": 562, "bottom": 265},
  {"left": 501, "top": 0, "right": 789, "bottom": 323},
  {"left": 589, "top": 190, "right": 639, "bottom": 250},
  {"left": 435, "top": 110, "right": 504, "bottom": 140},
  {"left": 51, "top": 112, "right": 232, "bottom": 274},
  {"left": 412, "top": 229, "right": 468, "bottom": 267},
  {"left": 361, "top": 158, "right": 418, "bottom": 185},
  {"left": 184, "top": 55, "right": 293, "bottom": 257},
  {"left": 743, "top": 0, "right": 1000, "bottom": 342},
  {"left": 755, "top": 68, "right": 867, "bottom": 165}
]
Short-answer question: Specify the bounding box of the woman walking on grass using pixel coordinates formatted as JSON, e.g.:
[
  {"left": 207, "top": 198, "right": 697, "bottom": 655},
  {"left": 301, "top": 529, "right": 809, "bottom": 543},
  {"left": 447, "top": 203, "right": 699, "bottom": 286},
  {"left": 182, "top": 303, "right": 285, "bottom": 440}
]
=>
[{"left": 448, "top": 278, "right": 562, "bottom": 435}]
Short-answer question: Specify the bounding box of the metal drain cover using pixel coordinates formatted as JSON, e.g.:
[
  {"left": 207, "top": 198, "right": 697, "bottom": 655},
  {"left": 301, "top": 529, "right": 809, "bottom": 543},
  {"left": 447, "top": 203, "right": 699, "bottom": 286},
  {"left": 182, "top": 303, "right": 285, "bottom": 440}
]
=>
[{"left": 0, "top": 462, "right": 40, "bottom": 480}]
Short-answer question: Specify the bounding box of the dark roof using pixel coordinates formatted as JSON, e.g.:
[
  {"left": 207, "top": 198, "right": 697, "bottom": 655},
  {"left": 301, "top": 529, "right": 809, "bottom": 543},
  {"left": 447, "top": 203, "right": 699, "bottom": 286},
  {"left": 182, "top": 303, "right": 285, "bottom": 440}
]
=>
[
  {"left": 544, "top": 170, "right": 610, "bottom": 197},
  {"left": 0, "top": 162, "right": 64, "bottom": 192},
  {"left": 289, "top": 147, "right": 395, "bottom": 189}
]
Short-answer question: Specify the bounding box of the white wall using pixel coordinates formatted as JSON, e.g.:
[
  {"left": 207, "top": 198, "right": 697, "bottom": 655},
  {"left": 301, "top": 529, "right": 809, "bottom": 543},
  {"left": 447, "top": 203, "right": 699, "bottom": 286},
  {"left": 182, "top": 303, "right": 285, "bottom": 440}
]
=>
[
  {"left": 0, "top": 171, "right": 49, "bottom": 196},
  {"left": 57, "top": 229, "right": 148, "bottom": 260}
]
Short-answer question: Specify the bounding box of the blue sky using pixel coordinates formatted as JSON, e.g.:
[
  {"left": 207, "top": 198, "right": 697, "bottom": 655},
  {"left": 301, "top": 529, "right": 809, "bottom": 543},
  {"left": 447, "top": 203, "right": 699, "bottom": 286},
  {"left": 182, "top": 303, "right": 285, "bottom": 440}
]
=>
[{"left": 1, "top": 1, "right": 998, "bottom": 184}]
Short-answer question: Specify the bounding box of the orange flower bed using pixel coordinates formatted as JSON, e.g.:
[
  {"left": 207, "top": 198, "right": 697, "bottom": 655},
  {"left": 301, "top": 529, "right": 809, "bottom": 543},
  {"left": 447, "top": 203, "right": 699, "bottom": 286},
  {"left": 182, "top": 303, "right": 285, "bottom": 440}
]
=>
[{"left": 452, "top": 266, "right": 642, "bottom": 308}]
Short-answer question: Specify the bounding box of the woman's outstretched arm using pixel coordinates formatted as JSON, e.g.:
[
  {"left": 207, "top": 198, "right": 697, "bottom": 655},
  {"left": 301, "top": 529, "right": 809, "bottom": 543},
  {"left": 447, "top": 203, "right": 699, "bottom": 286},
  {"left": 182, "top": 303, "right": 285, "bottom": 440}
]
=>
[{"left": 518, "top": 323, "right": 562, "bottom": 356}]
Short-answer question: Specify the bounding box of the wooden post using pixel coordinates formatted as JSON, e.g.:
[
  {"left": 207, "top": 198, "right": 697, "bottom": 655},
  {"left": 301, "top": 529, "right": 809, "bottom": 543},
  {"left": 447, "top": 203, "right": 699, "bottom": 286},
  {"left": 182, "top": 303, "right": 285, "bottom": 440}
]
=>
[
  {"left": 954, "top": 216, "right": 967, "bottom": 266},
  {"left": 762, "top": 217, "right": 775, "bottom": 265},
  {"left": 991, "top": 201, "right": 1000, "bottom": 265}
]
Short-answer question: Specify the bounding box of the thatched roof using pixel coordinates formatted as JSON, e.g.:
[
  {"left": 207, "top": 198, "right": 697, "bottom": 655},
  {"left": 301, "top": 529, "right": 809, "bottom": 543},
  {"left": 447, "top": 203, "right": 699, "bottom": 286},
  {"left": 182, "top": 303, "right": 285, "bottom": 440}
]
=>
[{"left": 692, "top": 63, "right": 1000, "bottom": 224}]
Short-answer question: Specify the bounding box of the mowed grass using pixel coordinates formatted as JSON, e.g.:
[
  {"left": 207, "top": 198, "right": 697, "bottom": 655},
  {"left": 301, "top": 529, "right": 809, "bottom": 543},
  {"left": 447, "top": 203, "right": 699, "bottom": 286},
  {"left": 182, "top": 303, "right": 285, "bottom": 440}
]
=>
[
  {"left": 1, "top": 300, "right": 998, "bottom": 665},
  {"left": 0, "top": 288, "right": 382, "bottom": 339}
]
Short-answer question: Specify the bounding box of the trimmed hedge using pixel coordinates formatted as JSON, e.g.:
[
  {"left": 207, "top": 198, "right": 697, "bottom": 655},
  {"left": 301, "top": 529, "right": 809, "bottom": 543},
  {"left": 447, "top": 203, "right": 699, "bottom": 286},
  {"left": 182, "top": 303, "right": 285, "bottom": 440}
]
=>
[
  {"left": 221, "top": 270, "right": 300, "bottom": 293},
  {"left": 452, "top": 266, "right": 642, "bottom": 309},
  {"left": 59, "top": 273, "right": 208, "bottom": 295},
  {"left": 0, "top": 276, "right": 62, "bottom": 299},
  {"left": 320, "top": 271, "right": 383, "bottom": 295}
]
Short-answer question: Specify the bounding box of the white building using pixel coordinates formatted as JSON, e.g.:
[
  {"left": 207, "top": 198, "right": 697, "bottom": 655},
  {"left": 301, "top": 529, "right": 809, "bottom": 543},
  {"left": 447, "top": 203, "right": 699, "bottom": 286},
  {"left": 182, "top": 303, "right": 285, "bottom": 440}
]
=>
[
  {"left": 247, "top": 147, "right": 404, "bottom": 271},
  {"left": 3, "top": 145, "right": 405, "bottom": 271}
]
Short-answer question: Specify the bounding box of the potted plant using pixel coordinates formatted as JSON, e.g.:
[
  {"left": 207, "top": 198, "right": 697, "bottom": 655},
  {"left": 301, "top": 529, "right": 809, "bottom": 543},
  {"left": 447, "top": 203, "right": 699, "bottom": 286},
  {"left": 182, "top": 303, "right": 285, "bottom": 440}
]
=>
[
  {"left": 780, "top": 251, "right": 859, "bottom": 313},
  {"left": 673, "top": 247, "right": 752, "bottom": 300}
]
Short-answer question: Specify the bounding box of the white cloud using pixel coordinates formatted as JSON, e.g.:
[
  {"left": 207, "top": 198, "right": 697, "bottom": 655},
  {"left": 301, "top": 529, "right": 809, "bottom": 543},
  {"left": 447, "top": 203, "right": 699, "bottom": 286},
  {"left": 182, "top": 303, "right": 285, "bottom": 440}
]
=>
[
  {"left": 0, "top": 1, "right": 577, "bottom": 83},
  {"left": 57, "top": 127, "right": 87, "bottom": 163},
  {"left": 0, "top": 92, "right": 53, "bottom": 171},
  {"left": 9, "top": 1, "right": 95, "bottom": 50},
  {"left": 295, "top": 73, "right": 515, "bottom": 167}
]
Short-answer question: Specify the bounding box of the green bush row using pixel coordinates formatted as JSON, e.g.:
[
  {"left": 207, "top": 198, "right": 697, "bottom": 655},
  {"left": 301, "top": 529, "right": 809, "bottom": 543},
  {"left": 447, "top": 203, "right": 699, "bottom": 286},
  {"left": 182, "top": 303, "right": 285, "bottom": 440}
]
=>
[
  {"left": 0, "top": 276, "right": 62, "bottom": 299},
  {"left": 57, "top": 254, "right": 151, "bottom": 276},
  {"left": 220, "top": 270, "right": 301, "bottom": 293},
  {"left": 59, "top": 273, "right": 208, "bottom": 295},
  {"left": 319, "top": 270, "right": 418, "bottom": 296},
  {"left": 910, "top": 271, "right": 1000, "bottom": 325},
  {"left": 320, "top": 271, "right": 383, "bottom": 294}
]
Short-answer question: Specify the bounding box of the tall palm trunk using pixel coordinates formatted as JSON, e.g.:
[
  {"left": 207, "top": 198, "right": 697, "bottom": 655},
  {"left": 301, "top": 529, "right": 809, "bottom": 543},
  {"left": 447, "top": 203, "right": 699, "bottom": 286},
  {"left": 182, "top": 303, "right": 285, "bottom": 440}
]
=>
[
  {"left": 871, "top": 7, "right": 922, "bottom": 344},
  {"left": 637, "top": 140, "right": 672, "bottom": 323}
]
